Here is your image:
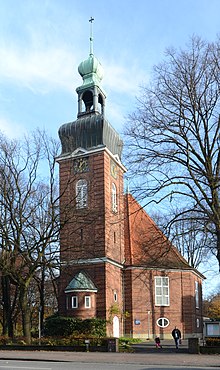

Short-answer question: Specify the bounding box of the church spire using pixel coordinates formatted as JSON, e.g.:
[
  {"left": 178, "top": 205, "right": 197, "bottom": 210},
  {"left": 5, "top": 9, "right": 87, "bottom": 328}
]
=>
[
  {"left": 89, "top": 17, "right": 94, "bottom": 56},
  {"left": 77, "top": 18, "right": 104, "bottom": 90},
  {"left": 76, "top": 18, "right": 105, "bottom": 117},
  {"left": 58, "top": 19, "right": 123, "bottom": 160}
]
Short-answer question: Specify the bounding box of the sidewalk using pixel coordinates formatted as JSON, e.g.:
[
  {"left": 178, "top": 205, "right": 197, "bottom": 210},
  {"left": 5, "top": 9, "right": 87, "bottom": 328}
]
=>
[{"left": 0, "top": 341, "right": 220, "bottom": 368}]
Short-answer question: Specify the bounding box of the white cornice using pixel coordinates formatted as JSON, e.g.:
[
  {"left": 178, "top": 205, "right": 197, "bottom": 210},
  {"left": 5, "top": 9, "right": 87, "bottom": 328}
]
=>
[
  {"left": 56, "top": 146, "right": 105, "bottom": 162},
  {"left": 61, "top": 257, "right": 124, "bottom": 269},
  {"left": 125, "top": 266, "right": 205, "bottom": 280},
  {"left": 56, "top": 146, "right": 127, "bottom": 173},
  {"left": 64, "top": 288, "right": 98, "bottom": 293}
]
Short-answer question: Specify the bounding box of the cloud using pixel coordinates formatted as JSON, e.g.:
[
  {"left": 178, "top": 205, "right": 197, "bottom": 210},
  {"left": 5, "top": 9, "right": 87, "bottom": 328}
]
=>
[
  {"left": 0, "top": 117, "right": 26, "bottom": 138},
  {"left": 103, "top": 60, "right": 149, "bottom": 97},
  {"left": 0, "top": 44, "right": 81, "bottom": 94},
  {"left": 0, "top": 39, "right": 148, "bottom": 99}
]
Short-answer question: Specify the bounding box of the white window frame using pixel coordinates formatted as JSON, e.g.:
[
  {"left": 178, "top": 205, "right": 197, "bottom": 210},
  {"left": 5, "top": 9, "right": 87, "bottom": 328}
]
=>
[
  {"left": 156, "top": 317, "right": 170, "bottom": 328},
  {"left": 72, "top": 296, "right": 78, "bottom": 309},
  {"left": 195, "top": 281, "right": 199, "bottom": 308},
  {"left": 155, "top": 276, "right": 169, "bottom": 306},
  {"left": 85, "top": 295, "right": 91, "bottom": 308},
  {"left": 76, "top": 179, "right": 88, "bottom": 209},
  {"left": 112, "top": 183, "right": 117, "bottom": 213}
]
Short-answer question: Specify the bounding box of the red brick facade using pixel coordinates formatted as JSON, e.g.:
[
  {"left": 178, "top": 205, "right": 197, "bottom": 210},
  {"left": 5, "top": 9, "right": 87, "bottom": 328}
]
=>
[
  {"left": 57, "top": 151, "right": 204, "bottom": 339},
  {"left": 123, "top": 194, "right": 203, "bottom": 338},
  {"left": 58, "top": 149, "right": 126, "bottom": 337}
]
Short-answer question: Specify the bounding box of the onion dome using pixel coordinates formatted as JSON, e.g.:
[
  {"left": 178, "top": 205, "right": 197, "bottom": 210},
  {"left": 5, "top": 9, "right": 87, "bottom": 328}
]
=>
[{"left": 78, "top": 54, "right": 104, "bottom": 88}]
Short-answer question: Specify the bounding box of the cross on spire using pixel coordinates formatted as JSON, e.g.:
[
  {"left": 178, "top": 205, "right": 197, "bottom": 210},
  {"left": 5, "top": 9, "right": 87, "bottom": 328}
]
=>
[{"left": 89, "top": 17, "right": 94, "bottom": 55}]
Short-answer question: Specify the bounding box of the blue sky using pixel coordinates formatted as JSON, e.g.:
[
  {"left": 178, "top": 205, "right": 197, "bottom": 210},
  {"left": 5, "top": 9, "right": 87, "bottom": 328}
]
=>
[
  {"left": 0, "top": 0, "right": 219, "bottom": 295},
  {"left": 0, "top": 0, "right": 219, "bottom": 138}
]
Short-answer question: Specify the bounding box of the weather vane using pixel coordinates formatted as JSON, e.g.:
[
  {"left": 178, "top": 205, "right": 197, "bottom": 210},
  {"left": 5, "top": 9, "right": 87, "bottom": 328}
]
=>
[{"left": 89, "top": 17, "right": 94, "bottom": 55}]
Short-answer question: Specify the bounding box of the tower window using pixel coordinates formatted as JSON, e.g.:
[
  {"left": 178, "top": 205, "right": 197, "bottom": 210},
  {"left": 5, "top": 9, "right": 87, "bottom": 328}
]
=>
[
  {"left": 76, "top": 179, "right": 88, "bottom": 209},
  {"left": 112, "top": 183, "right": 117, "bottom": 213},
  {"left": 66, "top": 296, "right": 69, "bottom": 309},
  {"left": 72, "top": 296, "right": 78, "bottom": 309},
  {"left": 82, "top": 91, "right": 93, "bottom": 112},
  {"left": 85, "top": 296, "right": 91, "bottom": 308}
]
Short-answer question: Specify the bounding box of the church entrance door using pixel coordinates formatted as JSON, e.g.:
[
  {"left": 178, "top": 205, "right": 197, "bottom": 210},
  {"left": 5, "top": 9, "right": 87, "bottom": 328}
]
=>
[{"left": 113, "top": 316, "right": 119, "bottom": 338}]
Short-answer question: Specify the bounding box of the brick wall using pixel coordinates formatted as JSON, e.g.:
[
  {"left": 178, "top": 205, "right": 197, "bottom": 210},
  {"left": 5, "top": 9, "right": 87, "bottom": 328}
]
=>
[
  {"left": 58, "top": 152, "right": 203, "bottom": 339},
  {"left": 58, "top": 149, "right": 125, "bottom": 336},
  {"left": 123, "top": 193, "right": 204, "bottom": 338}
]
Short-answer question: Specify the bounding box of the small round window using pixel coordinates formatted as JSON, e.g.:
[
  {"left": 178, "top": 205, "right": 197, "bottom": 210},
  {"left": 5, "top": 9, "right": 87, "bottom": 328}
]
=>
[{"left": 157, "top": 317, "right": 169, "bottom": 328}]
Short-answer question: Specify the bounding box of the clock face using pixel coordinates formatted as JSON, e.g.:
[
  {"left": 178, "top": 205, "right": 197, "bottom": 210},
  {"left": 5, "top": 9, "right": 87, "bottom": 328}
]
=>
[
  {"left": 110, "top": 160, "right": 118, "bottom": 179},
  {"left": 74, "top": 157, "right": 89, "bottom": 173}
]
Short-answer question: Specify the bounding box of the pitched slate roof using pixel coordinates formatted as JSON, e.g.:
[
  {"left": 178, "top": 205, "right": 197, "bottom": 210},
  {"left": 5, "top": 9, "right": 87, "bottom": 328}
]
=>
[
  {"left": 124, "top": 193, "right": 205, "bottom": 278},
  {"left": 64, "top": 271, "right": 98, "bottom": 293}
]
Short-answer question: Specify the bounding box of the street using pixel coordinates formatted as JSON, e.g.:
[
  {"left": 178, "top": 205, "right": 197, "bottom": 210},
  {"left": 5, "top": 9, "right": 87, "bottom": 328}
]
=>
[{"left": 0, "top": 360, "right": 218, "bottom": 370}]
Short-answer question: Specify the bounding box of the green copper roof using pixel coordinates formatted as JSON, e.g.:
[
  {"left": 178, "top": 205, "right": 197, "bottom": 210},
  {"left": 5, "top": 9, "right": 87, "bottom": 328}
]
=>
[
  {"left": 59, "top": 114, "right": 123, "bottom": 159},
  {"left": 77, "top": 18, "right": 103, "bottom": 89},
  {"left": 78, "top": 54, "right": 104, "bottom": 88},
  {"left": 64, "top": 271, "right": 97, "bottom": 292}
]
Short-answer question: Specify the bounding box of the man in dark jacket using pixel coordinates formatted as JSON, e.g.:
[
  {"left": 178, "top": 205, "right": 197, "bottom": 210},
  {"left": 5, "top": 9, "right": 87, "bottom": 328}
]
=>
[{"left": 172, "top": 326, "right": 181, "bottom": 349}]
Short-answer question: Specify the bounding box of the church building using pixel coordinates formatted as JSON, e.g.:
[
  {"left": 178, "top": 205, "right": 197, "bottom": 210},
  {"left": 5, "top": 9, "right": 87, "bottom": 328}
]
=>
[{"left": 57, "top": 26, "right": 204, "bottom": 339}]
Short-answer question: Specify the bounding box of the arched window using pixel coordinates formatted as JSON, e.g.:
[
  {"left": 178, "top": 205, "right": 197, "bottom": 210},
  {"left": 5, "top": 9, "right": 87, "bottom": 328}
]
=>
[
  {"left": 76, "top": 179, "right": 88, "bottom": 209},
  {"left": 112, "top": 183, "right": 117, "bottom": 213}
]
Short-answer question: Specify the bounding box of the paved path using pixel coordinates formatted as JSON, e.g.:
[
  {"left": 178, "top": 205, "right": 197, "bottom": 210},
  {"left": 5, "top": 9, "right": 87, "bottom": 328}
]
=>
[
  {"left": 0, "top": 340, "right": 220, "bottom": 368},
  {"left": 0, "top": 342, "right": 220, "bottom": 369},
  {"left": 0, "top": 349, "right": 220, "bottom": 367}
]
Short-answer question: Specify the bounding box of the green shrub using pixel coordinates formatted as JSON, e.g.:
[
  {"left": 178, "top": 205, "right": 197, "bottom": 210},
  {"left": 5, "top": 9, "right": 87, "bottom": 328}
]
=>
[
  {"left": 44, "top": 315, "right": 106, "bottom": 337},
  {"left": 79, "top": 318, "right": 106, "bottom": 337},
  {"left": 44, "top": 315, "right": 82, "bottom": 337}
]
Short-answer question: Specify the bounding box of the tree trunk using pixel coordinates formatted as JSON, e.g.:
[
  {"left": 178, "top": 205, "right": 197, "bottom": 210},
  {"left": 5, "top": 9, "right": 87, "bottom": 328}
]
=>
[
  {"left": 39, "top": 267, "right": 45, "bottom": 336},
  {"left": 2, "top": 275, "right": 13, "bottom": 337},
  {"left": 19, "top": 285, "right": 31, "bottom": 344}
]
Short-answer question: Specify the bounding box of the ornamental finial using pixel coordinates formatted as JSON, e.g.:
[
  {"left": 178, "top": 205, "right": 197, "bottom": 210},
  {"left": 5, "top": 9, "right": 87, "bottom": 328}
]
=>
[{"left": 89, "top": 17, "right": 94, "bottom": 56}]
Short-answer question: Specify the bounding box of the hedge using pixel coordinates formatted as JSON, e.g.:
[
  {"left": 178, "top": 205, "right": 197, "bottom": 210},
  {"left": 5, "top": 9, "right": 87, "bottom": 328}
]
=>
[{"left": 44, "top": 315, "right": 106, "bottom": 337}]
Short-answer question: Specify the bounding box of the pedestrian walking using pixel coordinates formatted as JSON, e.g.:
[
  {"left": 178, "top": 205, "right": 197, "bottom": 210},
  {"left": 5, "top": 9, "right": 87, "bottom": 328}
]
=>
[
  {"left": 172, "top": 326, "right": 181, "bottom": 349},
  {"left": 155, "top": 336, "right": 162, "bottom": 349}
]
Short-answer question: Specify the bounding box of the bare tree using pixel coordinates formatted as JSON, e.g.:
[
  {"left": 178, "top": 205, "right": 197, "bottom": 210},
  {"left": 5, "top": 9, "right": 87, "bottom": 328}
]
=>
[
  {"left": 124, "top": 36, "right": 220, "bottom": 268},
  {"left": 150, "top": 209, "right": 212, "bottom": 269},
  {"left": 0, "top": 130, "right": 60, "bottom": 342},
  {"left": 173, "top": 216, "right": 214, "bottom": 268}
]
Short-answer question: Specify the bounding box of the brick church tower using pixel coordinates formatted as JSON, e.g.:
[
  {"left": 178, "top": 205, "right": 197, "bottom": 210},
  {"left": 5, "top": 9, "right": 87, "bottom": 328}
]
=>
[
  {"left": 57, "top": 23, "right": 126, "bottom": 337},
  {"left": 57, "top": 22, "right": 204, "bottom": 339}
]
